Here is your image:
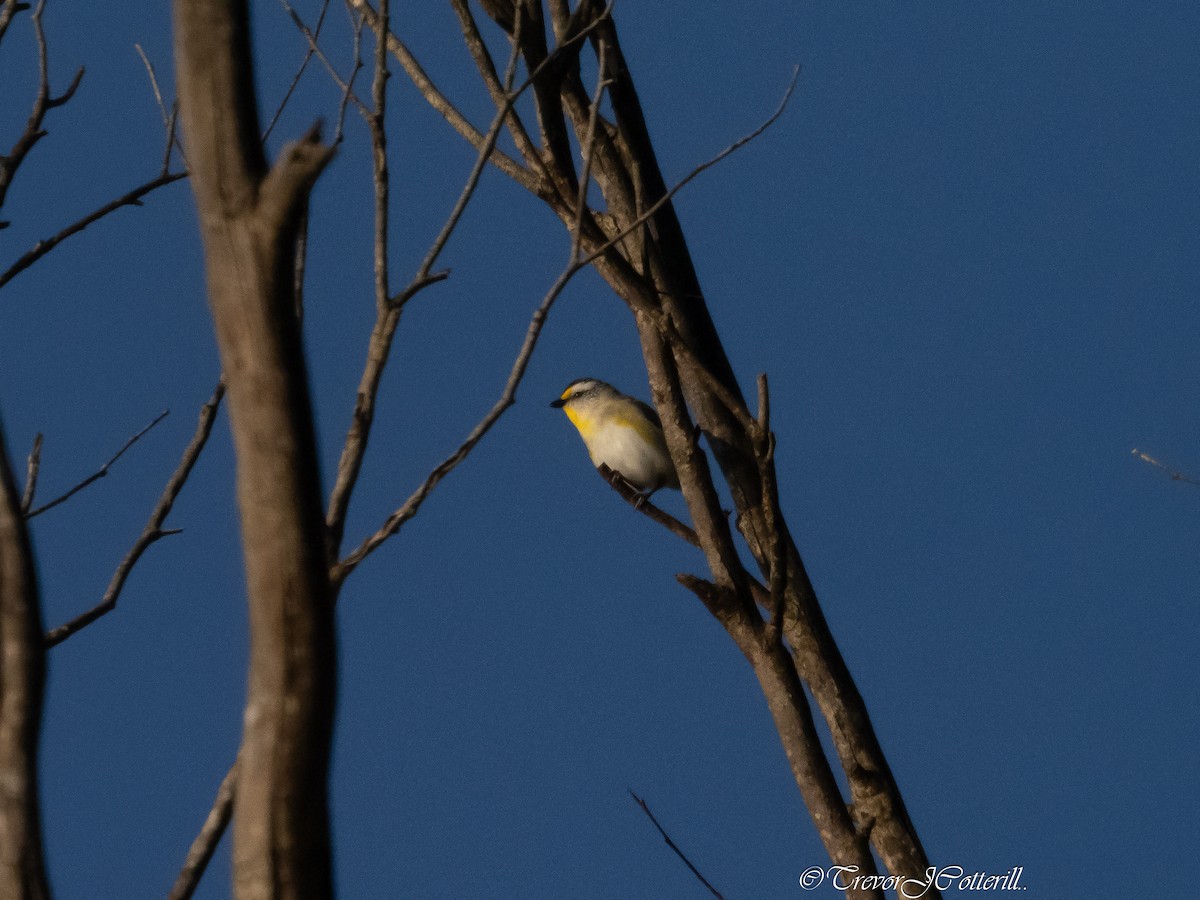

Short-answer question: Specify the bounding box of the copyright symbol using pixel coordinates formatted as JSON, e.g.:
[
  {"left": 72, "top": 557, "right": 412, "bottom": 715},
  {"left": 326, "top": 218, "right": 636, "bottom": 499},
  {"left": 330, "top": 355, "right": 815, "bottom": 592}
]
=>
[{"left": 799, "top": 866, "right": 826, "bottom": 890}]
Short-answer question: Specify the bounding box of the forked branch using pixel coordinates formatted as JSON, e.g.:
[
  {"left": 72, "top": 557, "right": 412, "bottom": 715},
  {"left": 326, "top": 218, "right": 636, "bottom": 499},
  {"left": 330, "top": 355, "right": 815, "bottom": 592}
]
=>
[
  {"left": 44, "top": 384, "right": 224, "bottom": 647},
  {"left": 0, "top": 0, "right": 84, "bottom": 215},
  {"left": 24, "top": 410, "right": 169, "bottom": 519}
]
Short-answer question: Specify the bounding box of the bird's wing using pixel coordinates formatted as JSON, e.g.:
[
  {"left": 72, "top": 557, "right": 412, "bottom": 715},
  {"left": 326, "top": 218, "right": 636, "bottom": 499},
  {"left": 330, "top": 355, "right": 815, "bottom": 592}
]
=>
[
  {"left": 633, "top": 399, "right": 663, "bottom": 430},
  {"left": 611, "top": 398, "right": 666, "bottom": 448}
]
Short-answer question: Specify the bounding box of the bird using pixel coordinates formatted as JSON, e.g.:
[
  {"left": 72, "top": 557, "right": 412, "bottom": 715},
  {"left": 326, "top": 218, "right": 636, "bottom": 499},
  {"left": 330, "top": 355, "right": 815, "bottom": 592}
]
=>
[{"left": 550, "top": 378, "right": 681, "bottom": 498}]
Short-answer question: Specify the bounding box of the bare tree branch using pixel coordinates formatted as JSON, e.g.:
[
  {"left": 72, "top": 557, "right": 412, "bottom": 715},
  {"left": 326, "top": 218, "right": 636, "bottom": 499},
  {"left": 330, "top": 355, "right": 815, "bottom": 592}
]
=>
[
  {"left": 753, "top": 375, "right": 788, "bottom": 640},
  {"left": 0, "top": 170, "right": 188, "bottom": 292},
  {"left": 134, "top": 43, "right": 171, "bottom": 132},
  {"left": 324, "top": 9, "right": 528, "bottom": 556},
  {"left": 331, "top": 234, "right": 579, "bottom": 586},
  {"left": 587, "top": 24, "right": 924, "bottom": 885},
  {"left": 331, "top": 30, "right": 610, "bottom": 583},
  {"left": 44, "top": 384, "right": 224, "bottom": 647},
  {"left": 596, "top": 464, "right": 699, "bottom": 548},
  {"left": 167, "top": 758, "right": 239, "bottom": 900},
  {"left": 1132, "top": 448, "right": 1200, "bottom": 488},
  {"left": 0, "top": 0, "right": 84, "bottom": 214},
  {"left": 171, "top": 17, "right": 559, "bottom": 885},
  {"left": 0, "top": 0, "right": 32, "bottom": 49},
  {"left": 346, "top": 0, "right": 544, "bottom": 195},
  {"left": 24, "top": 410, "right": 169, "bottom": 519},
  {"left": 134, "top": 43, "right": 186, "bottom": 173},
  {"left": 368, "top": 0, "right": 391, "bottom": 315},
  {"left": 421, "top": 6, "right": 930, "bottom": 887},
  {"left": 263, "top": 0, "right": 331, "bottom": 142},
  {"left": 334, "top": 57, "right": 790, "bottom": 581},
  {"left": 447, "top": 0, "right": 544, "bottom": 178},
  {"left": 333, "top": 11, "right": 366, "bottom": 144},
  {"left": 279, "top": 0, "right": 370, "bottom": 121},
  {"left": 629, "top": 790, "right": 725, "bottom": 900},
  {"left": 19, "top": 433, "right": 41, "bottom": 516}
]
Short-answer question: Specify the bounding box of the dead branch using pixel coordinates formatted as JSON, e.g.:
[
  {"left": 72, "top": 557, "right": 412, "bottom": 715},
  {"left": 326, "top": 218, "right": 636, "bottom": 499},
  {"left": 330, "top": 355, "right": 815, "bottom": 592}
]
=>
[
  {"left": 279, "top": 0, "right": 370, "bottom": 121},
  {"left": 346, "top": 0, "right": 549, "bottom": 196},
  {"left": 419, "top": 4, "right": 932, "bottom": 888},
  {"left": 332, "top": 245, "right": 579, "bottom": 586},
  {"left": 24, "top": 410, "right": 169, "bottom": 519},
  {"left": 335, "top": 12, "right": 366, "bottom": 143},
  {"left": 330, "top": 32, "right": 610, "bottom": 582},
  {"left": 263, "top": 0, "right": 332, "bottom": 142},
  {"left": 595, "top": 464, "right": 699, "bottom": 548},
  {"left": 629, "top": 790, "right": 725, "bottom": 900},
  {"left": 1132, "top": 448, "right": 1200, "bottom": 488},
  {"left": 19, "top": 433, "right": 41, "bottom": 515},
  {"left": 447, "top": 0, "right": 544, "bottom": 180},
  {"left": 44, "top": 384, "right": 224, "bottom": 647},
  {"left": 0, "top": 0, "right": 32, "bottom": 49},
  {"left": 324, "top": 10, "right": 528, "bottom": 556},
  {"left": 368, "top": 0, "right": 391, "bottom": 316},
  {"left": 167, "top": 758, "right": 239, "bottom": 900},
  {"left": 0, "top": 170, "right": 188, "bottom": 292},
  {"left": 134, "top": 43, "right": 187, "bottom": 173},
  {"left": 0, "top": 0, "right": 84, "bottom": 214}
]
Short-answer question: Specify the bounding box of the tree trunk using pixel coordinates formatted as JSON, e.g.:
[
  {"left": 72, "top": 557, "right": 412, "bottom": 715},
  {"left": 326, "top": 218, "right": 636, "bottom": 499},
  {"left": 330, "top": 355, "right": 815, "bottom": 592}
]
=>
[
  {"left": 0, "top": 423, "right": 51, "bottom": 900},
  {"left": 173, "top": 2, "right": 336, "bottom": 897}
]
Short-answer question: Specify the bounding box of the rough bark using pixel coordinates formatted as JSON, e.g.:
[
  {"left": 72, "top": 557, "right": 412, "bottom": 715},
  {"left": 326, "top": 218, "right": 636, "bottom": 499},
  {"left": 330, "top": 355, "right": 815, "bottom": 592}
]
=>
[
  {"left": 0, "top": 422, "right": 51, "bottom": 900},
  {"left": 173, "top": 2, "right": 336, "bottom": 898}
]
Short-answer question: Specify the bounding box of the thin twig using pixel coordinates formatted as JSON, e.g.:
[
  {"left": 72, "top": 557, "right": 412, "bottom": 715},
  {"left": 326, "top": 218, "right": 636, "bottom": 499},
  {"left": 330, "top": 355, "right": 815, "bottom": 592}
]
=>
[
  {"left": 263, "top": 0, "right": 331, "bottom": 142},
  {"left": 20, "top": 432, "right": 42, "bottom": 514},
  {"left": 1132, "top": 448, "right": 1200, "bottom": 488},
  {"left": 448, "top": 0, "right": 544, "bottom": 179},
  {"left": 134, "top": 44, "right": 169, "bottom": 127},
  {"left": 330, "top": 21, "right": 610, "bottom": 580},
  {"left": 332, "top": 251, "right": 581, "bottom": 585},
  {"left": 390, "top": 7, "right": 531, "bottom": 307},
  {"left": 628, "top": 790, "right": 725, "bottom": 900},
  {"left": 324, "top": 12, "right": 527, "bottom": 554},
  {"left": 134, "top": 43, "right": 185, "bottom": 172},
  {"left": 345, "top": 0, "right": 550, "bottom": 196},
  {"left": 160, "top": 104, "right": 179, "bottom": 176},
  {"left": 44, "top": 384, "right": 223, "bottom": 646},
  {"left": 0, "top": 170, "right": 188, "bottom": 292},
  {"left": 568, "top": 36, "right": 609, "bottom": 262},
  {"left": 0, "top": 0, "right": 84, "bottom": 213},
  {"left": 279, "top": 0, "right": 370, "bottom": 119},
  {"left": 166, "top": 758, "right": 239, "bottom": 900},
  {"left": 335, "top": 12, "right": 366, "bottom": 143},
  {"left": 26, "top": 410, "right": 169, "bottom": 519},
  {"left": 332, "top": 62, "right": 797, "bottom": 580},
  {"left": 577, "top": 65, "right": 801, "bottom": 277},
  {"left": 388, "top": 269, "right": 450, "bottom": 308}
]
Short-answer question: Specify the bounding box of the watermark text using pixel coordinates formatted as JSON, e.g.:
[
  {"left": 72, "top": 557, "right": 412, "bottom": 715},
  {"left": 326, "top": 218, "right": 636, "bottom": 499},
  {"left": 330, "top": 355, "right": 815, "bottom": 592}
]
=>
[{"left": 798, "top": 865, "right": 1026, "bottom": 897}]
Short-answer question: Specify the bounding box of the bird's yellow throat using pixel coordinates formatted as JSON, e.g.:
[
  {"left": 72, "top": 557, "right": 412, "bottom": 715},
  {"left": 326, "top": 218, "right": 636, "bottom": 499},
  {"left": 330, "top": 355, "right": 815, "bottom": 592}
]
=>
[{"left": 563, "top": 405, "right": 597, "bottom": 440}]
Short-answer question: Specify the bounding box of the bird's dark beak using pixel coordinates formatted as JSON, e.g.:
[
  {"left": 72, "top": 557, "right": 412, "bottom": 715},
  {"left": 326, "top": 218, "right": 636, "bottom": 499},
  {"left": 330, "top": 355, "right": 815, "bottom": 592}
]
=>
[{"left": 550, "top": 398, "right": 566, "bottom": 408}]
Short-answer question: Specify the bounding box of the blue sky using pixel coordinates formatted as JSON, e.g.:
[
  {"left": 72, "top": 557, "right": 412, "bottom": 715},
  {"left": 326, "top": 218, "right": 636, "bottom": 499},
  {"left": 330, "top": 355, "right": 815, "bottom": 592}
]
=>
[{"left": 1, "top": 1, "right": 1198, "bottom": 897}]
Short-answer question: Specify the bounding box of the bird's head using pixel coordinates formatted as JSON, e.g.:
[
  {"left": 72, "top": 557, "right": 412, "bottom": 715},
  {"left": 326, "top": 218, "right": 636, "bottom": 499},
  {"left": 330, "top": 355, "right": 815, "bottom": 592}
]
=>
[{"left": 549, "top": 378, "right": 618, "bottom": 410}]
